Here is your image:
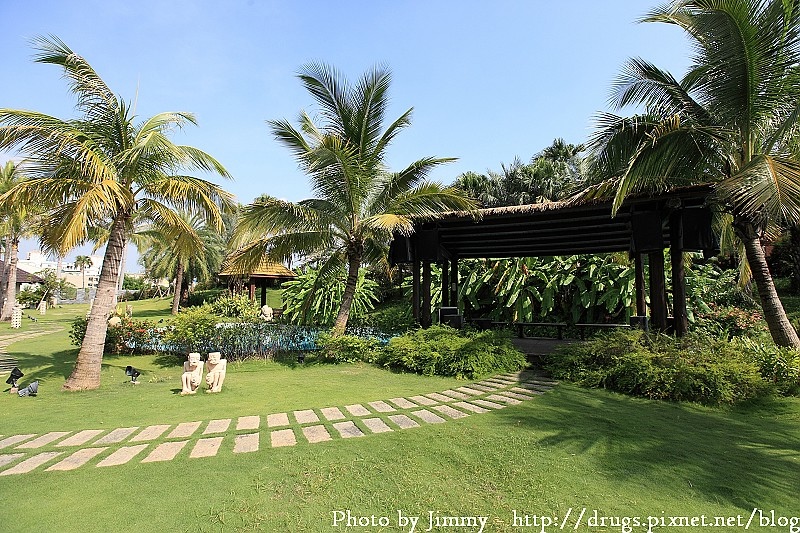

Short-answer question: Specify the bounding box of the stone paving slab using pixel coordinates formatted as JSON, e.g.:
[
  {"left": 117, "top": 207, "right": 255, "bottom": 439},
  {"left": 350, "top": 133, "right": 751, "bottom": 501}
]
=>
[
  {"left": 236, "top": 416, "right": 260, "bottom": 431},
  {"left": 471, "top": 399, "right": 506, "bottom": 410},
  {"left": 363, "top": 418, "right": 393, "bottom": 433},
  {"left": 511, "top": 386, "right": 541, "bottom": 396},
  {"left": 94, "top": 427, "right": 139, "bottom": 444},
  {"left": 409, "top": 395, "right": 437, "bottom": 406},
  {"left": 474, "top": 381, "right": 505, "bottom": 389},
  {"left": 168, "top": 421, "right": 202, "bottom": 439},
  {"left": 431, "top": 405, "right": 469, "bottom": 419},
  {"left": 267, "top": 413, "right": 290, "bottom": 427},
  {"left": 455, "top": 386, "right": 484, "bottom": 396},
  {"left": 320, "top": 407, "right": 346, "bottom": 421},
  {"left": 203, "top": 419, "right": 232, "bottom": 434},
  {"left": 56, "top": 430, "right": 105, "bottom": 447},
  {"left": 190, "top": 437, "right": 224, "bottom": 458},
  {"left": 16, "top": 431, "right": 70, "bottom": 449},
  {"left": 333, "top": 421, "right": 364, "bottom": 438},
  {"left": 440, "top": 389, "right": 471, "bottom": 400},
  {"left": 294, "top": 409, "right": 320, "bottom": 424},
  {"left": 0, "top": 451, "right": 62, "bottom": 475},
  {"left": 468, "top": 384, "right": 500, "bottom": 392},
  {"left": 424, "top": 392, "right": 453, "bottom": 403},
  {"left": 0, "top": 434, "right": 36, "bottom": 449},
  {"left": 521, "top": 382, "right": 554, "bottom": 391},
  {"left": 498, "top": 391, "right": 534, "bottom": 401},
  {"left": 411, "top": 409, "right": 446, "bottom": 424},
  {"left": 142, "top": 441, "right": 188, "bottom": 463},
  {"left": 302, "top": 425, "right": 332, "bottom": 443},
  {"left": 345, "top": 404, "right": 371, "bottom": 416},
  {"left": 271, "top": 429, "right": 297, "bottom": 447},
  {"left": 233, "top": 433, "right": 259, "bottom": 453},
  {"left": 453, "top": 401, "right": 489, "bottom": 414},
  {"left": 46, "top": 447, "right": 107, "bottom": 471},
  {"left": 131, "top": 425, "right": 171, "bottom": 442},
  {"left": 96, "top": 444, "right": 149, "bottom": 467},
  {"left": 388, "top": 414, "right": 420, "bottom": 429},
  {"left": 388, "top": 397, "right": 417, "bottom": 409},
  {"left": 0, "top": 453, "right": 25, "bottom": 468},
  {"left": 368, "top": 400, "right": 395, "bottom": 413},
  {"left": 486, "top": 394, "right": 522, "bottom": 405}
]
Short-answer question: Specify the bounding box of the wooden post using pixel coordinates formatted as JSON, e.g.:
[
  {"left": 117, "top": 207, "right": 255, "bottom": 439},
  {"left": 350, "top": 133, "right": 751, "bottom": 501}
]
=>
[
  {"left": 260, "top": 279, "right": 267, "bottom": 308},
  {"left": 412, "top": 260, "right": 420, "bottom": 324},
  {"left": 648, "top": 251, "right": 668, "bottom": 332},
  {"left": 422, "top": 261, "right": 432, "bottom": 328},
  {"left": 450, "top": 256, "right": 459, "bottom": 309},
  {"left": 248, "top": 281, "right": 256, "bottom": 301},
  {"left": 441, "top": 261, "right": 450, "bottom": 307},
  {"left": 634, "top": 253, "right": 646, "bottom": 316},
  {"left": 670, "top": 211, "right": 688, "bottom": 336}
]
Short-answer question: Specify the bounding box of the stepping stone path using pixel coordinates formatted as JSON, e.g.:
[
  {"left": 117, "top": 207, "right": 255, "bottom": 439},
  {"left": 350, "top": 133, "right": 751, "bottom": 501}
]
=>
[
  {"left": 270, "top": 429, "right": 296, "bottom": 448},
  {"left": 321, "top": 407, "right": 346, "bottom": 421},
  {"left": 190, "top": 437, "right": 223, "bottom": 458},
  {"left": 333, "top": 421, "right": 364, "bottom": 438},
  {"left": 233, "top": 433, "right": 259, "bottom": 453},
  {"left": 57, "top": 430, "right": 105, "bottom": 447},
  {"left": 168, "top": 422, "right": 202, "bottom": 439},
  {"left": 267, "top": 413, "right": 290, "bottom": 427},
  {"left": 0, "top": 372, "right": 558, "bottom": 475},
  {"left": 294, "top": 410, "right": 319, "bottom": 424},
  {"left": 302, "top": 425, "right": 332, "bottom": 443}
]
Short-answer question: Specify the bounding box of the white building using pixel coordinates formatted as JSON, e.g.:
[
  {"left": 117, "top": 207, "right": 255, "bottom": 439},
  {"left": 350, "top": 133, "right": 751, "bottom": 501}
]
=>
[{"left": 17, "top": 251, "right": 104, "bottom": 289}]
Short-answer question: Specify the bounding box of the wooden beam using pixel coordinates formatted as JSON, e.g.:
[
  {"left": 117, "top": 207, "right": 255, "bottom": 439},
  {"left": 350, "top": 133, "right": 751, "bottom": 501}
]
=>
[
  {"left": 634, "top": 253, "right": 647, "bottom": 316},
  {"left": 450, "top": 256, "right": 459, "bottom": 309},
  {"left": 648, "top": 251, "right": 668, "bottom": 332},
  {"left": 412, "top": 260, "right": 420, "bottom": 323},
  {"left": 670, "top": 210, "right": 688, "bottom": 336},
  {"left": 421, "top": 261, "right": 432, "bottom": 328},
  {"left": 441, "top": 261, "right": 450, "bottom": 307}
]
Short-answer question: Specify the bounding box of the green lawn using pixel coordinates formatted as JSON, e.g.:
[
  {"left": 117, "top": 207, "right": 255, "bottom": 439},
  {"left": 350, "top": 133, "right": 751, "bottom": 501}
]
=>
[{"left": 0, "top": 300, "right": 798, "bottom": 532}]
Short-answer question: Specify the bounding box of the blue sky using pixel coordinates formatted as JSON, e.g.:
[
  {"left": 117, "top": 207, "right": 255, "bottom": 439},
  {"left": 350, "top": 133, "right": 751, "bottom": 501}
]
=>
[{"left": 0, "top": 0, "right": 691, "bottom": 270}]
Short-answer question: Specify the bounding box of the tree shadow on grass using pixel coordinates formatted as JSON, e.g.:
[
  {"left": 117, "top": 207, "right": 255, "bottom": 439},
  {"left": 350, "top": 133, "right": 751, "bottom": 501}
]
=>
[
  {"left": 497, "top": 385, "right": 800, "bottom": 509},
  {"left": 7, "top": 348, "right": 77, "bottom": 383}
]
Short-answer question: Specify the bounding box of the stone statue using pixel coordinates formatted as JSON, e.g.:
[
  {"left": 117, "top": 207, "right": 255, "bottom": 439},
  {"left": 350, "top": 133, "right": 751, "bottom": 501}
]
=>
[
  {"left": 261, "top": 304, "right": 273, "bottom": 321},
  {"left": 180, "top": 352, "right": 204, "bottom": 395},
  {"left": 205, "top": 351, "right": 227, "bottom": 393}
]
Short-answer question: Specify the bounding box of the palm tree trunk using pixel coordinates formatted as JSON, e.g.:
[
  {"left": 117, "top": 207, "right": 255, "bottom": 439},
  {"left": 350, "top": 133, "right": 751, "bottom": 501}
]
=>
[
  {"left": 172, "top": 260, "right": 184, "bottom": 315},
  {"left": 0, "top": 238, "right": 19, "bottom": 321},
  {"left": 332, "top": 253, "right": 361, "bottom": 335},
  {"left": 0, "top": 236, "right": 9, "bottom": 311},
  {"left": 63, "top": 212, "right": 129, "bottom": 391},
  {"left": 739, "top": 221, "right": 800, "bottom": 348}
]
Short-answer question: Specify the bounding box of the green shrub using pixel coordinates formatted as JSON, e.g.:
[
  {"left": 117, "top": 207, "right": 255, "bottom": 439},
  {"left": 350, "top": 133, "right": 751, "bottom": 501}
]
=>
[
  {"left": 163, "top": 307, "right": 219, "bottom": 352},
  {"left": 187, "top": 288, "right": 227, "bottom": 307},
  {"left": 544, "top": 329, "right": 774, "bottom": 405},
  {"left": 316, "top": 333, "right": 380, "bottom": 363},
  {"left": 378, "top": 325, "right": 527, "bottom": 379},
  {"left": 349, "top": 302, "right": 414, "bottom": 333},
  {"left": 693, "top": 305, "right": 765, "bottom": 338},
  {"left": 733, "top": 337, "right": 800, "bottom": 395},
  {"left": 208, "top": 294, "right": 261, "bottom": 320},
  {"left": 69, "top": 316, "right": 164, "bottom": 354}
]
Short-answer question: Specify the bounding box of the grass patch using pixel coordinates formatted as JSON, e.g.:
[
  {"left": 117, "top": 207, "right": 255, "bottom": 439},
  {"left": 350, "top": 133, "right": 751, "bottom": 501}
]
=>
[{"left": 0, "top": 302, "right": 798, "bottom": 531}]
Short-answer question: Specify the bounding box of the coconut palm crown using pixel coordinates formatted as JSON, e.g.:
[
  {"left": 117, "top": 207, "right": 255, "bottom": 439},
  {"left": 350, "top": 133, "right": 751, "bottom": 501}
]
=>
[
  {"left": 580, "top": 0, "right": 800, "bottom": 347},
  {"left": 231, "top": 62, "right": 476, "bottom": 333},
  {"left": 0, "top": 36, "right": 234, "bottom": 390}
]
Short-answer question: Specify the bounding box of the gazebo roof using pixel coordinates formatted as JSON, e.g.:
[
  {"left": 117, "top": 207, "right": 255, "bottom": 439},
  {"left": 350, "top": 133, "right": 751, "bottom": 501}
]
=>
[{"left": 218, "top": 257, "right": 296, "bottom": 279}]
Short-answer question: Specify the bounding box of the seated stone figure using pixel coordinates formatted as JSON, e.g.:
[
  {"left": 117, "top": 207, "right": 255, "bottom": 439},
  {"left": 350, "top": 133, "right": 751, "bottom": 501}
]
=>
[
  {"left": 205, "top": 351, "right": 227, "bottom": 393},
  {"left": 180, "top": 352, "right": 204, "bottom": 395}
]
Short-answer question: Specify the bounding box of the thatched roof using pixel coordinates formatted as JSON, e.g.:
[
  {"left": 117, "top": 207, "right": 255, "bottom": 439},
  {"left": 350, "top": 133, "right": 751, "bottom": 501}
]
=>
[{"left": 218, "top": 257, "right": 295, "bottom": 279}]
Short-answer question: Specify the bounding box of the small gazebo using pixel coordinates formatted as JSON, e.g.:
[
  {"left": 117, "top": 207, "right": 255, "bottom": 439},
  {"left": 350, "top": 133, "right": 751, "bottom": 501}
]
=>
[{"left": 218, "top": 257, "right": 295, "bottom": 307}]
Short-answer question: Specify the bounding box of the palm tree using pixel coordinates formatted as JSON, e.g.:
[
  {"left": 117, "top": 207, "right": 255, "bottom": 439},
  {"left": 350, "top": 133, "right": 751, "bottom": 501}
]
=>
[
  {"left": 74, "top": 255, "right": 92, "bottom": 289},
  {"left": 231, "top": 63, "right": 476, "bottom": 334},
  {"left": 140, "top": 211, "right": 226, "bottom": 314},
  {"left": 0, "top": 36, "right": 234, "bottom": 389},
  {"left": 582, "top": 0, "right": 800, "bottom": 347},
  {"left": 0, "top": 161, "right": 41, "bottom": 320}
]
